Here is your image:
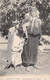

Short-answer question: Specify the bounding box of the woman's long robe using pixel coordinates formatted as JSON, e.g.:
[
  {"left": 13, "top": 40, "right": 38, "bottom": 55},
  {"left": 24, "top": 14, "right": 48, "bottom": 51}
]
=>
[{"left": 22, "top": 18, "right": 42, "bottom": 66}]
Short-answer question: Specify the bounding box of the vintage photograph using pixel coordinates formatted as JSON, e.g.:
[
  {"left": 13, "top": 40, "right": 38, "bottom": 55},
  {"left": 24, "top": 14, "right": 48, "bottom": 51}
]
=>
[{"left": 0, "top": 0, "right": 50, "bottom": 76}]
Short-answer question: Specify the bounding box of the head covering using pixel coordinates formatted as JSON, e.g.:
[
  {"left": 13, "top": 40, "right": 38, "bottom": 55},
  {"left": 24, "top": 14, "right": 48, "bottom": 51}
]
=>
[{"left": 30, "top": 6, "right": 39, "bottom": 18}]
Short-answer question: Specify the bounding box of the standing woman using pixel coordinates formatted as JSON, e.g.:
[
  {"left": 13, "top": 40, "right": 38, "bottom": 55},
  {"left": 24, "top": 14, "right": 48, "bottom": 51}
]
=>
[{"left": 22, "top": 7, "right": 42, "bottom": 71}]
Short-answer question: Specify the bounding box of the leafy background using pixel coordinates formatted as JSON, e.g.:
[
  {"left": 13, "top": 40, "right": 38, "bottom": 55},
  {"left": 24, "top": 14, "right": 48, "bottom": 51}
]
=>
[{"left": 0, "top": 0, "right": 50, "bottom": 36}]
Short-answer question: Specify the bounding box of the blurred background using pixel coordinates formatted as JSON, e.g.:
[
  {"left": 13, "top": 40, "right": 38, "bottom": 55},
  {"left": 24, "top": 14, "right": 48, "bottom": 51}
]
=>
[{"left": 0, "top": 0, "right": 50, "bottom": 38}]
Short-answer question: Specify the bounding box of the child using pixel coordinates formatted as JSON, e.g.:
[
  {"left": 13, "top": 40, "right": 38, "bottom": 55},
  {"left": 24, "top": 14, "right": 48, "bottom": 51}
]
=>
[
  {"left": 5, "top": 20, "right": 25, "bottom": 70},
  {"left": 11, "top": 20, "right": 25, "bottom": 69}
]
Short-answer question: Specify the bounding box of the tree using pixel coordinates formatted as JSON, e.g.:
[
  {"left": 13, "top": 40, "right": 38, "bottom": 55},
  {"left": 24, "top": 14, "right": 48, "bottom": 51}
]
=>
[
  {"left": 36, "top": 0, "right": 50, "bottom": 35},
  {"left": 0, "top": 0, "right": 50, "bottom": 36}
]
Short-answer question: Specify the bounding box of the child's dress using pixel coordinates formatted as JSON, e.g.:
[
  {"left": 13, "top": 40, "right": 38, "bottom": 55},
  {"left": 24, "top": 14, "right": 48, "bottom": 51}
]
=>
[{"left": 11, "top": 29, "right": 25, "bottom": 67}]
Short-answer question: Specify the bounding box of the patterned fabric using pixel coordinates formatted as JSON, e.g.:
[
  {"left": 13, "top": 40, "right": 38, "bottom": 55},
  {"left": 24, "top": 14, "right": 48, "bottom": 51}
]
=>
[
  {"left": 11, "top": 30, "right": 25, "bottom": 66},
  {"left": 12, "top": 32, "right": 24, "bottom": 52},
  {"left": 11, "top": 52, "right": 22, "bottom": 66}
]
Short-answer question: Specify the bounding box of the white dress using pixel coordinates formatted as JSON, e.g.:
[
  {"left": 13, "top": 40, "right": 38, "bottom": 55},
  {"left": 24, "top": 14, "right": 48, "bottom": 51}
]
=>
[{"left": 11, "top": 30, "right": 25, "bottom": 66}]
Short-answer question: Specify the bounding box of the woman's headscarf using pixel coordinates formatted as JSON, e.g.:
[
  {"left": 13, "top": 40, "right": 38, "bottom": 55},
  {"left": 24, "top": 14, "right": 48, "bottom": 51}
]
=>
[{"left": 30, "top": 6, "right": 39, "bottom": 18}]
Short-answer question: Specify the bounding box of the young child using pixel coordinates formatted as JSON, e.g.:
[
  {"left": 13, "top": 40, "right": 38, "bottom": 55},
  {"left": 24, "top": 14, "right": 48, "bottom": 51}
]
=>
[
  {"left": 5, "top": 20, "right": 25, "bottom": 70},
  {"left": 11, "top": 20, "right": 25, "bottom": 69}
]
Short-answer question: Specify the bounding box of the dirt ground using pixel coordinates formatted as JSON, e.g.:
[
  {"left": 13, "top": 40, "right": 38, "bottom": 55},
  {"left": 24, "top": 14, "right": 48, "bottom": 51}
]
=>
[{"left": 0, "top": 36, "right": 50, "bottom": 76}]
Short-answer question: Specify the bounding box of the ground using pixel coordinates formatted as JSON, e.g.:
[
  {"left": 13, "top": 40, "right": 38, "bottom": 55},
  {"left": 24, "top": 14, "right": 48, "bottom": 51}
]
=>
[{"left": 0, "top": 35, "right": 50, "bottom": 76}]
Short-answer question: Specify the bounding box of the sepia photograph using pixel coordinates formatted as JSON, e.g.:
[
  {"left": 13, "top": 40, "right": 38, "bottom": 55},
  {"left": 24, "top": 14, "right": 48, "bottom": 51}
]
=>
[{"left": 0, "top": 0, "right": 50, "bottom": 76}]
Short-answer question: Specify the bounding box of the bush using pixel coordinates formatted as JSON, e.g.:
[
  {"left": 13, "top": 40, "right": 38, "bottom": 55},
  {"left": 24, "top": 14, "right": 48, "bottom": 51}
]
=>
[{"left": 0, "top": 0, "right": 50, "bottom": 36}]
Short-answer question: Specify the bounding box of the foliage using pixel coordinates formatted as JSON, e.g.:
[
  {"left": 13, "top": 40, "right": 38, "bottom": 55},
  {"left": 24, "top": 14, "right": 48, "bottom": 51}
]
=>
[
  {"left": 36, "top": 0, "right": 50, "bottom": 35},
  {"left": 0, "top": 0, "right": 50, "bottom": 36}
]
